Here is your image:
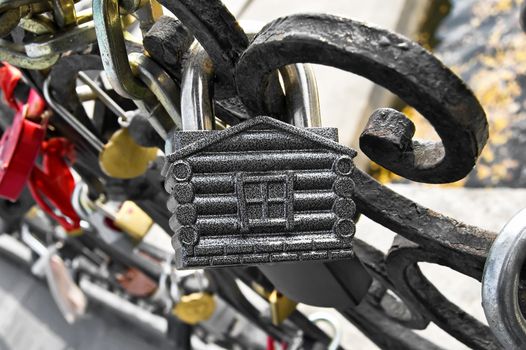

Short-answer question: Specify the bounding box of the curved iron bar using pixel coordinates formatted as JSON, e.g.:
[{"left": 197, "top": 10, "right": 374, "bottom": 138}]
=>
[
  {"left": 386, "top": 236, "right": 499, "bottom": 349},
  {"left": 352, "top": 170, "right": 495, "bottom": 273},
  {"left": 151, "top": 1, "right": 285, "bottom": 116},
  {"left": 350, "top": 171, "right": 502, "bottom": 348},
  {"left": 153, "top": 0, "right": 248, "bottom": 96},
  {"left": 337, "top": 240, "right": 444, "bottom": 350},
  {"left": 235, "top": 14, "right": 488, "bottom": 183},
  {"left": 350, "top": 234, "right": 500, "bottom": 349}
]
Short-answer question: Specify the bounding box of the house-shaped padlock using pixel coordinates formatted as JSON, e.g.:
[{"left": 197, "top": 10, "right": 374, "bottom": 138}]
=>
[{"left": 165, "top": 116, "right": 358, "bottom": 269}]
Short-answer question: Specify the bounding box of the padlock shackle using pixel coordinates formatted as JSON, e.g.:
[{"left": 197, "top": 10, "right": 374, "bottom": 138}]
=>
[
  {"left": 93, "top": 0, "right": 149, "bottom": 99},
  {"left": 181, "top": 42, "right": 215, "bottom": 131},
  {"left": 129, "top": 52, "right": 182, "bottom": 136},
  {"left": 180, "top": 43, "right": 321, "bottom": 130},
  {"left": 280, "top": 64, "right": 321, "bottom": 128}
]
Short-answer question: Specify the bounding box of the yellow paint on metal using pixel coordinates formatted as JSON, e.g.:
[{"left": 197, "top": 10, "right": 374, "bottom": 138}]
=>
[
  {"left": 113, "top": 201, "right": 153, "bottom": 241},
  {"left": 99, "top": 128, "right": 158, "bottom": 179},
  {"left": 269, "top": 290, "right": 298, "bottom": 326},
  {"left": 371, "top": 0, "right": 526, "bottom": 187},
  {"left": 172, "top": 293, "right": 216, "bottom": 325}
]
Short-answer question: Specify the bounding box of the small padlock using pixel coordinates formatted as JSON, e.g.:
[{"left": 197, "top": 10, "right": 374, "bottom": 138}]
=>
[
  {"left": 165, "top": 44, "right": 357, "bottom": 269},
  {"left": 96, "top": 199, "right": 154, "bottom": 241},
  {"left": 268, "top": 290, "right": 298, "bottom": 326},
  {"left": 172, "top": 292, "right": 216, "bottom": 325},
  {"left": 77, "top": 71, "right": 160, "bottom": 179},
  {"left": 172, "top": 270, "right": 216, "bottom": 325},
  {"left": 99, "top": 128, "right": 158, "bottom": 179}
]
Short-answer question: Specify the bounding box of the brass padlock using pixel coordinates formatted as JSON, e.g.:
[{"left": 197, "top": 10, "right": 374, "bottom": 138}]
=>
[
  {"left": 99, "top": 128, "right": 158, "bottom": 179},
  {"left": 269, "top": 290, "right": 298, "bottom": 326},
  {"left": 95, "top": 199, "right": 154, "bottom": 241},
  {"left": 172, "top": 292, "right": 216, "bottom": 325},
  {"left": 113, "top": 201, "right": 154, "bottom": 241}
]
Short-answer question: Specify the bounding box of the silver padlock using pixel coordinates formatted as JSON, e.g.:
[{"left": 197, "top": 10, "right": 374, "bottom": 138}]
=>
[
  {"left": 482, "top": 208, "right": 526, "bottom": 349},
  {"left": 165, "top": 41, "right": 371, "bottom": 311},
  {"left": 166, "top": 42, "right": 356, "bottom": 269}
]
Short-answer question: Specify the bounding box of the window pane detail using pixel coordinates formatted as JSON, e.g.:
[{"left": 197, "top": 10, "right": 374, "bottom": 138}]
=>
[
  {"left": 268, "top": 203, "right": 285, "bottom": 219},
  {"left": 247, "top": 203, "right": 263, "bottom": 220},
  {"left": 238, "top": 173, "right": 293, "bottom": 230},
  {"left": 268, "top": 182, "right": 286, "bottom": 199},
  {"left": 244, "top": 183, "right": 262, "bottom": 201}
]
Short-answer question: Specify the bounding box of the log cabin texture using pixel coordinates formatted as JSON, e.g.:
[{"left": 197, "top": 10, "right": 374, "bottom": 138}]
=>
[{"left": 165, "top": 117, "right": 358, "bottom": 268}]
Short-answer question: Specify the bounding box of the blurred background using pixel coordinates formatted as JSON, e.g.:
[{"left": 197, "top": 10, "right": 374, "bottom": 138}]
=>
[{"left": 2, "top": 0, "right": 526, "bottom": 349}]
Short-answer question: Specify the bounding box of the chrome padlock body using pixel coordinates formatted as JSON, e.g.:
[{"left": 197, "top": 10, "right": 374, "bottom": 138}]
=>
[{"left": 165, "top": 44, "right": 358, "bottom": 270}]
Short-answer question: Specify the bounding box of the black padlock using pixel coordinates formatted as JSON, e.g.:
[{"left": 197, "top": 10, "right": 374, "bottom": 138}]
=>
[{"left": 165, "top": 45, "right": 358, "bottom": 270}]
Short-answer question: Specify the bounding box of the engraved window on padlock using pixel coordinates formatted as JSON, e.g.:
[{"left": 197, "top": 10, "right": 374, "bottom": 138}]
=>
[{"left": 241, "top": 174, "right": 292, "bottom": 228}]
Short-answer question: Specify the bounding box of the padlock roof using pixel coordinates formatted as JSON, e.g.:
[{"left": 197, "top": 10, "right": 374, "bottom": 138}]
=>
[{"left": 167, "top": 116, "right": 357, "bottom": 161}]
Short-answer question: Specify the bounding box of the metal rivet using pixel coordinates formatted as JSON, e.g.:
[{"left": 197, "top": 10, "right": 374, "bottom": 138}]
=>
[
  {"left": 333, "top": 219, "right": 356, "bottom": 239},
  {"left": 333, "top": 198, "right": 356, "bottom": 219},
  {"left": 334, "top": 155, "right": 354, "bottom": 176},
  {"left": 172, "top": 182, "right": 195, "bottom": 204},
  {"left": 172, "top": 160, "right": 192, "bottom": 181},
  {"left": 176, "top": 204, "right": 197, "bottom": 225},
  {"left": 333, "top": 177, "right": 355, "bottom": 198},
  {"left": 178, "top": 226, "right": 199, "bottom": 246}
]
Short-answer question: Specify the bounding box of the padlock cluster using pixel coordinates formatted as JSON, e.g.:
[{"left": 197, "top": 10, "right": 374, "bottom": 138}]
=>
[{"left": 0, "top": 0, "right": 507, "bottom": 348}]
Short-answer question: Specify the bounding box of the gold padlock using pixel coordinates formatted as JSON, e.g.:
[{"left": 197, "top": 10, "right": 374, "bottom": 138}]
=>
[
  {"left": 172, "top": 292, "right": 216, "bottom": 325},
  {"left": 113, "top": 201, "right": 154, "bottom": 241},
  {"left": 95, "top": 199, "right": 154, "bottom": 241},
  {"left": 269, "top": 290, "right": 298, "bottom": 326},
  {"left": 99, "top": 128, "right": 158, "bottom": 179}
]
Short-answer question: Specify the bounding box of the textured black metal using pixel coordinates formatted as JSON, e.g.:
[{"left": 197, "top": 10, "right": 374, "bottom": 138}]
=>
[
  {"left": 127, "top": 110, "right": 165, "bottom": 148},
  {"left": 143, "top": 16, "right": 194, "bottom": 82},
  {"left": 342, "top": 170, "right": 502, "bottom": 349},
  {"left": 235, "top": 14, "right": 488, "bottom": 183},
  {"left": 48, "top": 55, "right": 103, "bottom": 137},
  {"left": 5, "top": 2, "right": 511, "bottom": 347},
  {"left": 165, "top": 116, "right": 358, "bottom": 268},
  {"left": 154, "top": 0, "right": 248, "bottom": 97}
]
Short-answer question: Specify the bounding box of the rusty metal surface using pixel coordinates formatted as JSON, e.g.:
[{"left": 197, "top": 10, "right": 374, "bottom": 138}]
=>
[
  {"left": 2, "top": 0, "right": 524, "bottom": 348},
  {"left": 389, "top": 0, "right": 526, "bottom": 188},
  {"left": 235, "top": 14, "right": 488, "bottom": 184}
]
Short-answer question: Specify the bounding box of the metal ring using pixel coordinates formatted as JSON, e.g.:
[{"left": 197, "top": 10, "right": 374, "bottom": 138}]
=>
[
  {"left": 43, "top": 76, "right": 105, "bottom": 152},
  {"left": 280, "top": 64, "right": 321, "bottom": 128},
  {"left": 0, "top": 39, "right": 59, "bottom": 69},
  {"left": 482, "top": 208, "right": 526, "bottom": 349},
  {"left": 25, "top": 21, "right": 97, "bottom": 58},
  {"left": 128, "top": 52, "right": 181, "bottom": 137},
  {"left": 93, "top": 0, "right": 149, "bottom": 99},
  {"left": 308, "top": 311, "right": 342, "bottom": 350},
  {"left": 0, "top": 8, "right": 22, "bottom": 38},
  {"left": 180, "top": 42, "right": 215, "bottom": 131}
]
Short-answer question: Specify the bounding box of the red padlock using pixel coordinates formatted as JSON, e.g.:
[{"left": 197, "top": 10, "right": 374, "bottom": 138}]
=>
[
  {"left": 0, "top": 63, "right": 22, "bottom": 110},
  {"left": 0, "top": 62, "right": 81, "bottom": 233},
  {"left": 28, "top": 138, "right": 81, "bottom": 233},
  {"left": 0, "top": 63, "right": 47, "bottom": 201}
]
